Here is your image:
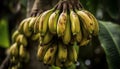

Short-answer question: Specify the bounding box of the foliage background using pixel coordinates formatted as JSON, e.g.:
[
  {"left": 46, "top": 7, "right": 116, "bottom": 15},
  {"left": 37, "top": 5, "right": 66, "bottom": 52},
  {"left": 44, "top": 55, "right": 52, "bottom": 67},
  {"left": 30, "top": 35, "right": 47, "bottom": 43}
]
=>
[{"left": 0, "top": 0, "right": 120, "bottom": 69}]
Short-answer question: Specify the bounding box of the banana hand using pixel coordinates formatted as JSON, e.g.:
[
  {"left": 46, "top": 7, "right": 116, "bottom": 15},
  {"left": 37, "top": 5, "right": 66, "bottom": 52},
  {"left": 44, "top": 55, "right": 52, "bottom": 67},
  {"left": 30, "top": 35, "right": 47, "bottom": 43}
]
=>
[{"left": 43, "top": 43, "right": 57, "bottom": 65}]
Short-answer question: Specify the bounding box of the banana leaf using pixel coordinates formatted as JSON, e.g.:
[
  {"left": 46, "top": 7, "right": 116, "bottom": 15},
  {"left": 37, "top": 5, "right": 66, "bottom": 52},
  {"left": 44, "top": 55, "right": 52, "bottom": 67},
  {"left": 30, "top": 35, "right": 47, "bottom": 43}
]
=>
[{"left": 98, "top": 21, "right": 120, "bottom": 69}]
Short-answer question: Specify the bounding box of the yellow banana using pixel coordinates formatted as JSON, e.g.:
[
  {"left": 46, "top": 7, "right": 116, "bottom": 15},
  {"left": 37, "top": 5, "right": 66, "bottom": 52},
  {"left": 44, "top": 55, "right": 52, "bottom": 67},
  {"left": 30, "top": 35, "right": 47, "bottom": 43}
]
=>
[
  {"left": 16, "top": 34, "right": 27, "bottom": 46},
  {"left": 48, "top": 10, "right": 60, "bottom": 34},
  {"left": 12, "top": 30, "right": 20, "bottom": 42},
  {"left": 39, "top": 31, "right": 53, "bottom": 45},
  {"left": 55, "top": 57, "right": 63, "bottom": 67},
  {"left": 75, "top": 30, "right": 82, "bottom": 43},
  {"left": 34, "top": 15, "right": 41, "bottom": 33},
  {"left": 11, "top": 66, "right": 18, "bottom": 69},
  {"left": 19, "top": 44, "right": 30, "bottom": 62},
  {"left": 43, "top": 43, "right": 57, "bottom": 65},
  {"left": 10, "top": 56, "right": 18, "bottom": 64},
  {"left": 58, "top": 42, "right": 67, "bottom": 62},
  {"left": 68, "top": 46, "right": 77, "bottom": 63},
  {"left": 37, "top": 43, "right": 51, "bottom": 61},
  {"left": 79, "top": 25, "right": 91, "bottom": 46},
  {"left": 31, "top": 33, "right": 40, "bottom": 41},
  {"left": 28, "top": 17, "right": 36, "bottom": 31},
  {"left": 76, "top": 10, "right": 94, "bottom": 34},
  {"left": 18, "top": 18, "right": 29, "bottom": 33},
  {"left": 19, "top": 44, "right": 27, "bottom": 58},
  {"left": 9, "top": 43, "right": 18, "bottom": 56},
  {"left": 70, "top": 9, "right": 80, "bottom": 35},
  {"left": 62, "top": 14, "right": 71, "bottom": 45},
  {"left": 83, "top": 10, "right": 99, "bottom": 36},
  {"left": 23, "top": 18, "right": 32, "bottom": 37},
  {"left": 39, "top": 9, "right": 54, "bottom": 36},
  {"left": 57, "top": 10, "right": 67, "bottom": 37}
]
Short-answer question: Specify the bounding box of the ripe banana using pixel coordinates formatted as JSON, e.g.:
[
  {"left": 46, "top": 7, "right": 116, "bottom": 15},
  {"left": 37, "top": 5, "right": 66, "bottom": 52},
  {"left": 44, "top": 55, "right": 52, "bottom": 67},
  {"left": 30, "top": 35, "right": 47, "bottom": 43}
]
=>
[
  {"left": 75, "top": 30, "right": 82, "bottom": 43},
  {"left": 62, "top": 14, "right": 71, "bottom": 45},
  {"left": 10, "top": 56, "right": 18, "bottom": 64},
  {"left": 18, "top": 18, "right": 29, "bottom": 33},
  {"left": 19, "top": 44, "right": 27, "bottom": 58},
  {"left": 28, "top": 17, "right": 36, "bottom": 31},
  {"left": 16, "top": 34, "right": 27, "bottom": 46},
  {"left": 31, "top": 33, "right": 40, "bottom": 41},
  {"left": 79, "top": 25, "right": 91, "bottom": 46},
  {"left": 70, "top": 9, "right": 80, "bottom": 35},
  {"left": 48, "top": 10, "right": 60, "bottom": 34},
  {"left": 12, "top": 30, "right": 20, "bottom": 42},
  {"left": 58, "top": 42, "right": 67, "bottom": 62},
  {"left": 76, "top": 10, "right": 94, "bottom": 34},
  {"left": 9, "top": 43, "right": 18, "bottom": 56},
  {"left": 57, "top": 10, "right": 67, "bottom": 37},
  {"left": 39, "top": 31, "right": 53, "bottom": 45},
  {"left": 83, "top": 10, "right": 99, "bottom": 36},
  {"left": 19, "top": 44, "right": 30, "bottom": 62},
  {"left": 34, "top": 15, "right": 41, "bottom": 33},
  {"left": 37, "top": 43, "right": 51, "bottom": 61},
  {"left": 68, "top": 46, "right": 77, "bottom": 63},
  {"left": 43, "top": 43, "right": 57, "bottom": 65},
  {"left": 23, "top": 18, "right": 32, "bottom": 37},
  {"left": 39, "top": 9, "right": 54, "bottom": 36}
]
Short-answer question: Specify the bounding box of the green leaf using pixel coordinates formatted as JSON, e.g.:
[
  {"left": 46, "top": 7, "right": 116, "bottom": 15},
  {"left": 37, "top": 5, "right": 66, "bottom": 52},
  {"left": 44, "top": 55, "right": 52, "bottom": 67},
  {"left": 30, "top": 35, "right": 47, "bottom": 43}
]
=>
[
  {"left": 98, "top": 21, "right": 120, "bottom": 69},
  {"left": 0, "top": 18, "right": 10, "bottom": 48}
]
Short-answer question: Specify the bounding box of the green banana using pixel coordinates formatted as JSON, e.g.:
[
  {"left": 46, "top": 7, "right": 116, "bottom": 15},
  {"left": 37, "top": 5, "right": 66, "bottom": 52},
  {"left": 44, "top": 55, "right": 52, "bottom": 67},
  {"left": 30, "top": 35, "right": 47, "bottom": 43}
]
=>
[
  {"left": 58, "top": 42, "right": 67, "bottom": 62},
  {"left": 83, "top": 10, "right": 99, "bottom": 36},
  {"left": 48, "top": 10, "right": 60, "bottom": 34},
  {"left": 39, "top": 9, "right": 54, "bottom": 36},
  {"left": 57, "top": 10, "right": 67, "bottom": 37},
  {"left": 31, "top": 33, "right": 40, "bottom": 41},
  {"left": 62, "top": 14, "right": 71, "bottom": 45},
  {"left": 12, "top": 30, "right": 20, "bottom": 42},
  {"left": 70, "top": 9, "right": 80, "bottom": 35},
  {"left": 43, "top": 43, "right": 57, "bottom": 65},
  {"left": 23, "top": 18, "right": 32, "bottom": 37},
  {"left": 37, "top": 43, "right": 51, "bottom": 61},
  {"left": 39, "top": 31, "right": 53, "bottom": 45},
  {"left": 76, "top": 10, "right": 94, "bottom": 34},
  {"left": 9, "top": 43, "right": 18, "bottom": 56},
  {"left": 68, "top": 46, "right": 77, "bottom": 63},
  {"left": 16, "top": 34, "right": 27, "bottom": 47}
]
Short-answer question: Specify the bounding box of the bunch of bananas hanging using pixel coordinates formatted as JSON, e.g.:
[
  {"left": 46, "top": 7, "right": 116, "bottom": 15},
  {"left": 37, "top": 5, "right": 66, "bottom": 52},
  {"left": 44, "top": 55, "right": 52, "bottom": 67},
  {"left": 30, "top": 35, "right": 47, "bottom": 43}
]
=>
[
  {"left": 7, "top": 17, "right": 37, "bottom": 69},
  {"left": 8, "top": 0, "right": 99, "bottom": 68},
  {"left": 36, "top": 0, "right": 99, "bottom": 67}
]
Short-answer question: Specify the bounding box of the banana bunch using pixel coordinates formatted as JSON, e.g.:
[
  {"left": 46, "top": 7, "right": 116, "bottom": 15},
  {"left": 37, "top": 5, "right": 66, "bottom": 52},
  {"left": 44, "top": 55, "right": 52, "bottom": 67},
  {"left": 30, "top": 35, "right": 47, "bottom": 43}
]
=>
[
  {"left": 8, "top": 17, "right": 37, "bottom": 69},
  {"left": 35, "top": 0, "right": 99, "bottom": 67},
  {"left": 37, "top": 41, "right": 77, "bottom": 67},
  {"left": 8, "top": 0, "right": 99, "bottom": 68}
]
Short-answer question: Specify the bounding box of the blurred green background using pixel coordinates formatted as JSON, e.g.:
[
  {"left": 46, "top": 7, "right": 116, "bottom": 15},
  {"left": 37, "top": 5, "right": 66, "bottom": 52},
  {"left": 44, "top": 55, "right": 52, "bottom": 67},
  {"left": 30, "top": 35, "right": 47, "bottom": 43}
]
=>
[{"left": 0, "top": 0, "right": 120, "bottom": 69}]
